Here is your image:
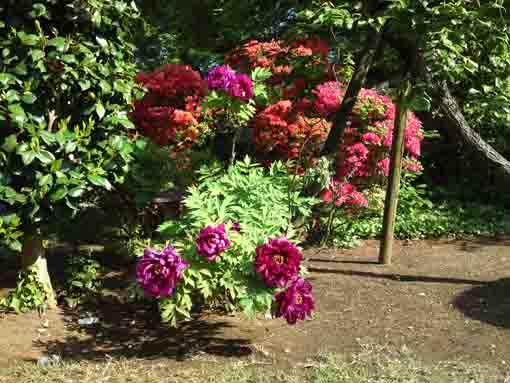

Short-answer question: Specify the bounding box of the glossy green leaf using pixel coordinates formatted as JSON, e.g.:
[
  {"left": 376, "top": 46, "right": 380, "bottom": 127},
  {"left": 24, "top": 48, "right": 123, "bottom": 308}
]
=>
[
  {"left": 48, "top": 37, "right": 66, "bottom": 52},
  {"left": 95, "top": 102, "right": 106, "bottom": 119},
  {"left": 8, "top": 104, "right": 27, "bottom": 124},
  {"left": 1, "top": 135, "right": 17, "bottom": 153},
  {"left": 87, "top": 174, "right": 112, "bottom": 190},
  {"left": 50, "top": 187, "right": 68, "bottom": 201},
  {"left": 21, "top": 92, "right": 37, "bottom": 104},
  {"left": 36, "top": 150, "right": 56, "bottom": 164}
]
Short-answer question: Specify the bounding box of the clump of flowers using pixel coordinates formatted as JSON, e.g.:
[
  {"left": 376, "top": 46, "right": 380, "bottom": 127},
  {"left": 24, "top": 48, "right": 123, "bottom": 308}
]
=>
[
  {"left": 253, "top": 100, "right": 331, "bottom": 164},
  {"left": 207, "top": 65, "right": 254, "bottom": 101},
  {"left": 274, "top": 278, "right": 315, "bottom": 324},
  {"left": 136, "top": 246, "right": 188, "bottom": 298},
  {"left": 129, "top": 64, "right": 208, "bottom": 152},
  {"left": 255, "top": 237, "right": 303, "bottom": 288},
  {"left": 196, "top": 224, "right": 231, "bottom": 261},
  {"left": 311, "top": 82, "right": 424, "bottom": 180},
  {"left": 321, "top": 180, "right": 368, "bottom": 208},
  {"left": 226, "top": 37, "right": 331, "bottom": 97}
]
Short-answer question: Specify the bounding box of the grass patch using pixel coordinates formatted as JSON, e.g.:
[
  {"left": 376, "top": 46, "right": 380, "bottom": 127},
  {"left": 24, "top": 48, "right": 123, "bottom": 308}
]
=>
[{"left": 1, "top": 343, "right": 507, "bottom": 383}]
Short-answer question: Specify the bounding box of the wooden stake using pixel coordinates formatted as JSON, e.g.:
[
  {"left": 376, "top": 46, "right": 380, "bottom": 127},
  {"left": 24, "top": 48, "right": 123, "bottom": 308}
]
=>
[{"left": 379, "top": 81, "right": 412, "bottom": 265}]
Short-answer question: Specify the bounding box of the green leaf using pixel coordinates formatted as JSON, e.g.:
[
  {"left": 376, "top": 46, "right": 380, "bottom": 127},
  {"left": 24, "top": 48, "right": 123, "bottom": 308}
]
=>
[
  {"left": 0, "top": 73, "right": 14, "bottom": 86},
  {"left": 62, "top": 54, "right": 76, "bottom": 64},
  {"left": 8, "top": 104, "right": 27, "bottom": 124},
  {"left": 39, "top": 131, "right": 55, "bottom": 144},
  {"left": 1, "top": 135, "right": 17, "bottom": 153},
  {"left": 21, "top": 92, "right": 37, "bottom": 104},
  {"left": 30, "top": 49, "right": 45, "bottom": 61},
  {"left": 95, "top": 102, "right": 106, "bottom": 119},
  {"left": 36, "top": 150, "right": 56, "bottom": 164},
  {"left": 38, "top": 174, "right": 53, "bottom": 187},
  {"left": 21, "top": 151, "right": 36, "bottom": 165},
  {"left": 48, "top": 37, "right": 66, "bottom": 52},
  {"left": 79, "top": 80, "right": 91, "bottom": 91},
  {"left": 87, "top": 174, "right": 112, "bottom": 190},
  {"left": 18, "top": 32, "right": 40, "bottom": 46},
  {"left": 31, "top": 3, "right": 48, "bottom": 18},
  {"left": 65, "top": 141, "right": 77, "bottom": 153},
  {"left": 95, "top": 36, "right": 108, "bottom": 48},
  {"left": 68, "top": 186, "right": 86, "bottom": 198},
  {"left": 50, "top": 187, "right": 68, "bottom": 201}
]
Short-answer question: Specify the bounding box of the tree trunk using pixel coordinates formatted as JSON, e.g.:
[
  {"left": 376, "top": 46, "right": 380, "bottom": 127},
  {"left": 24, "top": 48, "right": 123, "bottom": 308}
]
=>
[
  {"left": 321, "top": 27, "right": 384, "bottom": 155},
  {"left": 432, "top": 81, "right": 510, "bottom": 187},
  {"left": 22, "top": 230, "right": 57, "bottom": 309},
  {"left": 384, "top": 32, "right": 510, "bottom": 188}
]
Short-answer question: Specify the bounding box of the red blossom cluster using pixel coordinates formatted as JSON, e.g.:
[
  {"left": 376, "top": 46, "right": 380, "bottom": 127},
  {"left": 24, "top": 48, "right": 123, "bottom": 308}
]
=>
[
  {"left": 321, "top": 180, "right": 368, "bottom": 208},
  {"left": 253, "top": 100, "right": 331, "bottom": 164},
  {"left": 129, "top": 64, "right": 207, "bottom": 152},
  {"left": 226, "top": 37, "right": 332, "bottom": 96},
  {"left": 310, "top": 83, "right": 424, "bottom": 180}
]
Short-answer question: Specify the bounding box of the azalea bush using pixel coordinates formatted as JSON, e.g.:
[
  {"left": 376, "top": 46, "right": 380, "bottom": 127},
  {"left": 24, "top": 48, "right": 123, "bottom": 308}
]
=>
[
  {"left": 129, "top": 64, "right": 208, "bottom": 163},
  {"left": 134, "top": 157, "right": 317, "bottom": 326},
  {"left": 126, "top": 35, "right": 426, "bottom": 252}
]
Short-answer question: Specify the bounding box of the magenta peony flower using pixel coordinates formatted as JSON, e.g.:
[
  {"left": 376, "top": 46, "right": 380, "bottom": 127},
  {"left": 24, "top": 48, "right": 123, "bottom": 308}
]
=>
[
  {"left": 136, "top": 246, "right": 187, "bottom": 298},
  {"left": 275, "top": 278, "right": 314, "bottom": 324},
  {"left": 207, "top": 65, "right": 237, "bottom": 92},
  {"left": 255, "top": 237, "right": 302, "bottom": 288},
  {"left": 196, "top": 224, "right": 231, "bottom": 261},
  {"left": 228, "top": 73, "right": 254, "bottom": 100}
]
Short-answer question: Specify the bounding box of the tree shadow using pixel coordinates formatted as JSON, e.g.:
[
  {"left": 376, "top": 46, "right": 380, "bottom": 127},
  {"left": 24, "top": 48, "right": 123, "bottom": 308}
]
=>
[
  {"left": 34, "top": 297, "right": 253, "bottom": 362},
  {"left": 452, "top": 278, "right": 510, "bottom": 329},
  {"left": 307, "top": 258, "right": 380, "bottom": 265},
  {"left": 308, "top": 267, "right": 484, "bottom": 285}
]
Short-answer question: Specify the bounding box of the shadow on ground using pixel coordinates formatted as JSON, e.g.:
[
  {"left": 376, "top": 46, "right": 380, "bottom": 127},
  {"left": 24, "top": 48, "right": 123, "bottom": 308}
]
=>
[
  {"left": 308, "top": 267, "right": 484, "bottom": 285},
  {"left": 452, "top": 278, "right": 510, "bottom": 329},
  {"left": 34, "top": 296, "right": 252, "bottom": 362}
]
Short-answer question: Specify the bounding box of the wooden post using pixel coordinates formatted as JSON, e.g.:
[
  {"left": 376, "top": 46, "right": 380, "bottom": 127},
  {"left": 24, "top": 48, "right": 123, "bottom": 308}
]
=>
[{"left": 379, "top": 81, "right": 412, "bottom": 265}]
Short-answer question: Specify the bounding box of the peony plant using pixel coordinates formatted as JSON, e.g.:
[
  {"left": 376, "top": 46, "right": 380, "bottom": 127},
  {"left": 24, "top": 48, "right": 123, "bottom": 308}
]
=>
[
  {"left": 136, "top": 227, "right": 315, "bottom": 326},
  {"left": 139, "top": 158, "right": 317, "bottom": 326}
]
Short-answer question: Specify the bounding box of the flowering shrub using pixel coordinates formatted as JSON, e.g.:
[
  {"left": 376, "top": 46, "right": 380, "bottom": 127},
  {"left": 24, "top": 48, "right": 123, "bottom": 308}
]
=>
[
  {"left": 315, "top": 84, "right": 424, "bottom": 180},
  {"left": 317, "top": 179, "right": 370, "bottom": 245},
  {"left": 129, "top": 64, "right": 208, "bottom": 153},
  {"left": 321, "top": 180, "right": 368, "bottom": 208},
  {"left": 252, "top": 100, "right": 331, "bottom": 164},
  {"left": 146, "top": 158, "right": 317, "bottom": 326}
]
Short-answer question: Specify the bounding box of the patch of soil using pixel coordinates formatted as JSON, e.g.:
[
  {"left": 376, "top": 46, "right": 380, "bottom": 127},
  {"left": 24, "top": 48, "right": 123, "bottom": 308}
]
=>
[{"left": 1, "top": 239, "right": 510, "bottom": 368}]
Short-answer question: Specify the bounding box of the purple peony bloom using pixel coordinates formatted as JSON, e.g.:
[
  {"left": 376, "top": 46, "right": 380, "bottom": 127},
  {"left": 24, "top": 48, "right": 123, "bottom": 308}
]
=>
[
  {"left": 228, "top": 73, "right": 254, "bottom": 100},
  {"left": 196, "top": 224, "right": 231, "bottom": 261},
  {"left": 136, "top": 246, "right": 187, "bottom": 298},
  {"left": 275, "top": 278, "right": 314, "bottom": 324},
  {"left": 255, "top": 237, "right": 302, "bottom": 288},
  {"left": 207, "top": 65, "right": 237, "bottom": 92}
]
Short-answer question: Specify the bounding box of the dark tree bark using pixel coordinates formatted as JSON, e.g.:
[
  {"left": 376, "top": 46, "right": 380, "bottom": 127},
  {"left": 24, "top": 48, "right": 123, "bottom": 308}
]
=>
[
  {"left": 321, "top": 28, "right": 384, "bottom": 155},
  {"left": 431, "top": 81, "right": 510, "bottom": 187},
  {"left": 384, "top": 32, "right": 510, "bottom": 188}
]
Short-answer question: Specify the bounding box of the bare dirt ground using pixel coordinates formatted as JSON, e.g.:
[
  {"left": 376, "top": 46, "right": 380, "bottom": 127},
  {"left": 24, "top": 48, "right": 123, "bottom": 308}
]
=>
[{"left": 1, "top": 239, "right": 510, "bottom": 369}]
